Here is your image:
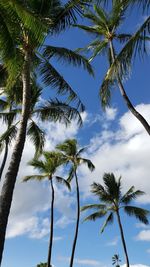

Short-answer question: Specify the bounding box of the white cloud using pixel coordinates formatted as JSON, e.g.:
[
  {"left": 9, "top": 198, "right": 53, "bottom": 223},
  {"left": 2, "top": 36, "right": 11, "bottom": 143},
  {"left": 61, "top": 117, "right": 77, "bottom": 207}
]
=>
[
  {"left": 105, "top": 107, "right": 117, "bottom": 121},
  {"left": 2, "top": 103, "right": 150, "bottom": 240},
  {"left": 0, "top": 114, "right": 82, "bottom": 239},
  {"left": 106, "top": 236, "right": 119, "bottom": 246},
  {"left": 121, "top": 265, "right": 150, "bottom": 267},
  {"left": 136, "top": 230, "right": 150, "bottom": 241},
  {"left": 78, "top": 104, "right": 150, "bottom": 204}
]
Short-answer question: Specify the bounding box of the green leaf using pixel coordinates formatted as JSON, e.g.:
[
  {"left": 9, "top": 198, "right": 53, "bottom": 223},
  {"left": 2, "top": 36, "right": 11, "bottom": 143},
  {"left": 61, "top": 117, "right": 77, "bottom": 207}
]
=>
[
  {"left": 100, "top": 212, "right": 113, "bottom": 233},
  {"left": 124, "top": 206, "right": 150, "bottom": 224},
  {"left": 55, "top": 176, "right": 71, "bottom": 191},
  {"left": 35, "top": 99, "right": 82, "bottom": 126},
  {"left": 27, "top": 120, "right": 45, "bottom": 156}
]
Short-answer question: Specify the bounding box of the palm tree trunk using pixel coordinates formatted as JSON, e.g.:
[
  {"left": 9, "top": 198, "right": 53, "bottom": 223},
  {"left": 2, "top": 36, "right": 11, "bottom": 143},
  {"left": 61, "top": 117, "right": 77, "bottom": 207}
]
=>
[
  {"left": 0, "top": 140, "right": 9, "bottom": 182},
  {"left": 47, "top": 178, "right": 54, "bottom": 267},
  {"left": 109, "top": 40, "right": 150, "bottom": 135},
  {"left": 116, "top": 211, "right": 130, "bottom": 267},
  {"left": 70, "top": 170, "right": 80, "bottom": 267},
  {"left": 0, "top": 49, "right": 31, "bottom": 265}
]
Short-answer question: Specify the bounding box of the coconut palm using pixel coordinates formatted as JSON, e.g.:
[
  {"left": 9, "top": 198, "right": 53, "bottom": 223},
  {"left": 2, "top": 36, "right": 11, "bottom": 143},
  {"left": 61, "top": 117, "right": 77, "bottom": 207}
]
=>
[
  {"left": 112, "top": 254, "right": 121, "bottom": 267},
  {"left": 81, "top": 173, "right": 150, "bottom": 267},
  {"left": 0, "top": 78, "right": 82, "bottom": 182},
  {"left": 56, "top": 139, "right": 95, "bottom": 267},
  {"left": 76, "top": 1, "right": 150, "bottom": 134},
  {"left": 0, "top": 1, "right": 93, "bottom": 263},
  {"left": 23, "top": 151, "right": 71, "bottom": 267}
]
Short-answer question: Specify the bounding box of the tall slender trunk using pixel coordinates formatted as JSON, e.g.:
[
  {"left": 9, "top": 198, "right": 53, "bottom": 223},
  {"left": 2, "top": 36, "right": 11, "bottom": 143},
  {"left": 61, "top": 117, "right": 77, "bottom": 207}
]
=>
[
  {"left": 47, "top": 178, "right": 54, "bottom": 267},
  {"left": 109, "top": 40, "right": 150, "bottom": 135},
  {"left": 116, "top": 211, "right": 130, "bottom": 267},
  {"left": 0, "top": 49, "right": 31, "bottom": 266},
  {"left": 70, "top": 170, "right": 80, "bottom": 267},
  {"left": 0, "top": 140, "right": 9, "bottom": 182}
]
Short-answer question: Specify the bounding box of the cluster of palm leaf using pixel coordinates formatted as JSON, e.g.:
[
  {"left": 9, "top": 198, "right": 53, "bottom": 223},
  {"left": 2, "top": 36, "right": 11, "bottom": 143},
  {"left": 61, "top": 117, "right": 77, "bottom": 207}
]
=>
[{"left": 0, "top": 1, "right": 149, "bottom": 267}]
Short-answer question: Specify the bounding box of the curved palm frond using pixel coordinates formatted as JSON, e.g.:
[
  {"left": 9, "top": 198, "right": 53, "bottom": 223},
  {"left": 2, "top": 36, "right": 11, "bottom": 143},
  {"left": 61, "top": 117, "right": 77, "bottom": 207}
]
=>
[
  {"left": 81, "top": 203, "right": 106, "bottom": 211},
  {"left": 52, "top": 0, "right": 90, "bottom": 33},
  {"left": 0, "top": 110, "right": 20, "bottom": 125},
  {"left": 27, "top": 158, "right": 46, "bottom": 173},
  {"left": 43, "top": 45, "right": 94, "bottom": 76},
  {"left": 67, "top": 166, "right": 75, "bottom": 183},
  {"left": 83, "top": 210, "right": 107, "bottom": 222},
  {"left": 23, "top": 174, "right": 47, "bottom": 182},
  {"left": 124, "top": 206, "right": 150, "bottom": 224},
  {"left": 100, "top": 212, "right": 114, "bottom": 233},
  {"left": 103, "top": 173, "right": 121, "bottom": 201},
  {"left": 121, "top": 188, "right": 145, "bottom": 204},
  {"left": 55, "top": 176, "right": 71, "bottom": 191},
  {"left": 27, "top": 120, "right": 45, "bottom": 156},
  {"left": 78, "top": 157, "right": 95, "bottom": 171},
  {"left": 35, "top": 99, "right": 82, "bottom": 126},
  {"left": 38, "top": 60, "right": 84, "bottom": 112},
  {"left": 0, "top": 124, "right": 18, "bottom": 145},
  {"left": 56, "top": 139, "right": 78, "bottom": 156}
]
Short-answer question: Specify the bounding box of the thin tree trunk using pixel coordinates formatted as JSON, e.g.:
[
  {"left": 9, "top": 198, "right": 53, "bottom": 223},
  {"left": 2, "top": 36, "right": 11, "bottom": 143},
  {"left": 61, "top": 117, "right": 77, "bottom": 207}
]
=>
[
  {"left": 0, "top": 49, "right": 31, "bottom": 266},
  {"left": 109, "top": 40, "right": 150, "bottom": 135},
  {"left": 47, "top": 178, "right": 54, "bottom": 267},
  {"left": 116, "top": 211, "right": 130, "bottom": 267},
  {"left": 0, "top": 140, "right": 9, "bottom": 182},
  {"left": 69, "top": 170, "right": 80, "bottom": 267}
]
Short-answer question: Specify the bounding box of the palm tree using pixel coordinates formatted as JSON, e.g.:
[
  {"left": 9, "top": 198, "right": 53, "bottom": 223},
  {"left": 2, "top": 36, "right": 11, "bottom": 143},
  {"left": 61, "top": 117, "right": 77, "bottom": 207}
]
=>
[
  {"left": 112, "top": 254, "right": 121, "bottom": 267},
  {"left": 76, "top": 1, "right": 150, "bottom": 134},
  {"left": 0, "top": 78, "right": 82, "bottom": 182},
  {"left": 56, "top": 139, "right": 95, "bottom": 267},
  {"left": 81, "top": 173, "right": 150, "bottom": 267},
  {"left": 23, "top": 151, "right": 71, "bottom": 267},
  {"left": 0, "top": 1, "right": 93, "bottom": 263}
]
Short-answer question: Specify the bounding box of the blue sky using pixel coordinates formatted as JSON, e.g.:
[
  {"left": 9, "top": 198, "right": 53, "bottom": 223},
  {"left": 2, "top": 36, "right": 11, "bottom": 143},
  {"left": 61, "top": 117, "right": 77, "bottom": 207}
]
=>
[{"left": 1, "top": 3, "right": 150, "bottom": 267}]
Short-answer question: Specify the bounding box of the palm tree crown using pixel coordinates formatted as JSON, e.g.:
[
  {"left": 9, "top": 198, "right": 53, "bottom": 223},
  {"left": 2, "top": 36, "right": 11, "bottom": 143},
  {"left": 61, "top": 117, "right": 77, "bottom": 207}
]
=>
[
  {"left": 76, "top": 2, "right": 150, "bottom": 134},
  {"left": 56, "top": 139, "right": 95, "bottom": 267},
  {"left": 24, "top": 151, "right": 70, "bottom": 267},
  {"left": 82, "top": 173, "right": 149, "bottom": 267}
]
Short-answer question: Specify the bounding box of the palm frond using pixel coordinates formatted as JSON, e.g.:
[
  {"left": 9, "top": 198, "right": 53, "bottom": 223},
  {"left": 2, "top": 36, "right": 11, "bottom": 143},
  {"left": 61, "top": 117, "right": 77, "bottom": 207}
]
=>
[
  {"left": 100, "top": 212, "right": 113, "bottom": 233},
  {"left": 91, "top": 182, "right": 112, "bottom": 203},
  {"left": 0, "top": 99, "right": 9, "bottom": 111},
  {"left": 55, "top": 176, "right": 71, "bottom": 191},
  {"left": 0, "top": 124, "right": 18, "bottom": 145},
  {"left": 43, "top": 45, "right": 94, "bottom": 76},
  {"left": 121, "top": 187, "right": 145, "bottom": 204},
  {"left": 103, "top": 173, "right": 121, "bottom": 201},
  {"left": 35, "top": 99, "right": 82, "bottom": 126},
  {"left": 38, "top": 60, "right": 84, "bottom": 112},
  {"left": 0, "top": 109, "right": 20, "bottom": 125},
  {"left": 89, "top": 40, "right": 108, "bottom": 61},
  {"left": 52, "top": 0, "right": 90, "bottom": 33},
  {"left": 124, "top": 206, "right": 150, "bottom": 224},
  {"left": 83, "top": 210, "right": 107, "bottom": 222},
  {"left": 81, "top": 203, "right": 106, "bottom": 212},
  {"left": 56, "top": 139, "right": 77, "bottom": 156},
  {"left": 78, "top": 157, "right": 95, "bottom": 171},
  {"left": 67, "top": 166, "right": 75, "bottom": 183},
  {"left": 27, "top": 120, "right": 45, "bottom": 156},
  {"left": 28, "top": 158, "right": 46, "bottom": 173},
  {"left": 23, "top": 174, "right": 47, "bottom": 182}
]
